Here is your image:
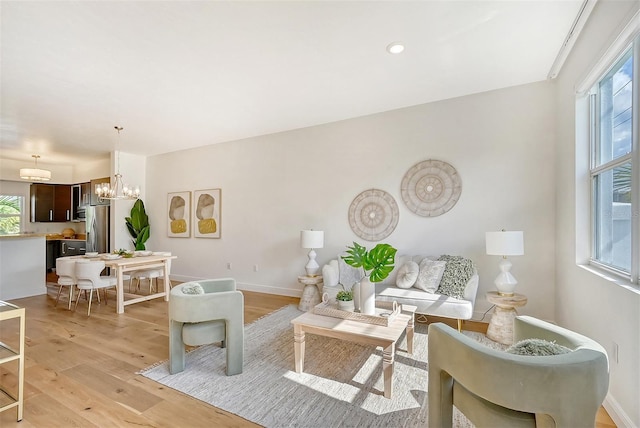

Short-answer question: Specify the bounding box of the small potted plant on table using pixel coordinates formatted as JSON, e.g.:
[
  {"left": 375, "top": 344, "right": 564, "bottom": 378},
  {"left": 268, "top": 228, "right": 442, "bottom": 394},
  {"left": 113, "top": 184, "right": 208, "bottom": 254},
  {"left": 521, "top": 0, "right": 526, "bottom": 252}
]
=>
[{"left": 336, "top": 287, "right": 355, "bottom": 312}]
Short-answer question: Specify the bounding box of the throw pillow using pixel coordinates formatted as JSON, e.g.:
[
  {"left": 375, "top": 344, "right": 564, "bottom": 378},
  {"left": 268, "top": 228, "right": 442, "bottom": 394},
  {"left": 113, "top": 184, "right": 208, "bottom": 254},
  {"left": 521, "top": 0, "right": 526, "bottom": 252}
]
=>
[
  {"left": 181, "top": 283, "right": 205, "bottom": 295},
  {"left": 506, "top": 338, "right": 573, "bottom": 356},
  {"left": 414, "top": 259, "right": 447, "bottom": 293},
  {"left": 395, "top": 261, "right": 419, "bottom": 289},
  {"left": 386, "top": 254, "right": 411, "bottom": 285},
  {"left": 338, "top": 256, "right": 364, "bottom": 289},
  {"left": 322, "top": 260, "right": 340, "bottom": 287},
  {"left": 436, "top": 255, "right": 475, "bottom": 299}
]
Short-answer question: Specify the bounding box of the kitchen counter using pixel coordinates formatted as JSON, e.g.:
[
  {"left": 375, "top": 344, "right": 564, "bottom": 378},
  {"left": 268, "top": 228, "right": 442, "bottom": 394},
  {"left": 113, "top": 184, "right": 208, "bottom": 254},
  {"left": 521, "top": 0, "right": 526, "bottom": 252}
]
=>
[
  {"left": 46, "top": 234, "right": 86, "bottom": 241},
  {"left": 0, "top": 234, "right": 46, "bottom": 300},
  {"left": 0, "top": 233, "right": 46, "bottom": 240}
]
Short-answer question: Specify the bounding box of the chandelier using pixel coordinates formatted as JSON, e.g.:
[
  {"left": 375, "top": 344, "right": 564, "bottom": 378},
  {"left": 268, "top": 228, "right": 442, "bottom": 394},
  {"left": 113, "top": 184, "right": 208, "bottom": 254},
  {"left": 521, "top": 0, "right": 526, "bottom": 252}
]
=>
[
  {"left": 95, "top": 126, "right": 140, "bottom": 201},
  {"left": 20, "top": 155, "right": 52, "bottom": 181}
]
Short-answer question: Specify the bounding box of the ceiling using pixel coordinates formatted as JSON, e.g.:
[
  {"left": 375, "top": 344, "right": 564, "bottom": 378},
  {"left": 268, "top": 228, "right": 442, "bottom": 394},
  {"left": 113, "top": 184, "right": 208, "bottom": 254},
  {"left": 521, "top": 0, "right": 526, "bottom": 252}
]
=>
[{"left": 1, "top": 1, "right": 586, "bottom": 167}]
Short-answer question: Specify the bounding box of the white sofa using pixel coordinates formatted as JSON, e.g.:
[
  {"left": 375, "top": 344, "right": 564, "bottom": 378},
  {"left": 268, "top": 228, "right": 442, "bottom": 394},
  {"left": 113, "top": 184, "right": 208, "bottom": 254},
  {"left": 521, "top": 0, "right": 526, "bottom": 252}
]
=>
[{"left": 321, "top": 255, "right": 479, "bottom": 330}]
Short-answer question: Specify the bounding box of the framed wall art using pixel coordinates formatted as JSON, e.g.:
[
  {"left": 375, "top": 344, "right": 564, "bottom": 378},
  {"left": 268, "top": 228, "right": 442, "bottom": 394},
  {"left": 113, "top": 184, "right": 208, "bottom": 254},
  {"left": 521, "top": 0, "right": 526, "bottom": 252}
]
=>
[
  {"left": 400, "top": 159, "right": 462, "bottom": 217},
  {"left": 348, "top": 188, "right": 399, "bottom": 241},
  {"left": 167, "top": 191, "right": 191, "bottom": 238},
  {"left": 193, "top": 188, "right": 221, "bottom": 238}
]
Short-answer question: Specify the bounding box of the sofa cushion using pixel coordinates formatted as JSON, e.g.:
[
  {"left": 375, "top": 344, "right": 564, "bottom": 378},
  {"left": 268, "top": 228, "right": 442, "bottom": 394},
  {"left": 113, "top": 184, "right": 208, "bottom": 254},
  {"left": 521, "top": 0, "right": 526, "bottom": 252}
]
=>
[
  {"left": 506, "top": 339, "right": 573, "bottom": 356},
  {"left": 414, "top": 259, "right": 446, "bottom": 293},
  {"left": 375, "top": 282, "right": 475, "bottom": 320},
  {"left": 395, "top": 261, "right": 419, "bottom": 289},
  {"left": 322, "top": 260, "right": 340, "bottom": 287},
  {"left": 338, "top": 257, "right": 364, "bottom": 288},
  {"left": 436, "top": 255, "right": 475, "bottom": 299}
]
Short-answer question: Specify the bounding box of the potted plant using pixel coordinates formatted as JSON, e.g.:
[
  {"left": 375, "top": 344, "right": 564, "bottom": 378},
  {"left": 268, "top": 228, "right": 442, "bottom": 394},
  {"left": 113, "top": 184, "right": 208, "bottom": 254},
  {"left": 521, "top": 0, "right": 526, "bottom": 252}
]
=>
[
  {"left": 125, "top": 199, "right": 150, "bottom": 250},
  {"left": 336, "top": 287, "right": 355, "bottom": 312},
  {"left": 342, "top": 242, "right": 397, "bottom": 315}
]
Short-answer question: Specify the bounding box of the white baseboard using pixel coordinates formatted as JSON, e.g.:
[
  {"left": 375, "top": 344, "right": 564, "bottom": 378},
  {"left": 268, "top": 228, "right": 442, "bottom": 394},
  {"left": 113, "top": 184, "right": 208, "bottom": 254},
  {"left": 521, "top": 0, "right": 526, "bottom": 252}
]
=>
[
  {"left": 169, "top": 275, "right": 302, "bottom": 298},
  {"left": 604, "top": 393, "right": 636, "bottom": 428},
  {"left": 236, "top": 282, "right": 301, "bottom": 298}
]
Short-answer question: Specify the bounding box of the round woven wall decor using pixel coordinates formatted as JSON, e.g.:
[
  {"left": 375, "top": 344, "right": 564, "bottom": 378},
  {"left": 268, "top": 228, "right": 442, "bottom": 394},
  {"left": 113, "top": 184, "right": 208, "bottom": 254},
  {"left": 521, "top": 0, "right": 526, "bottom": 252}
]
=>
[
  {"left": 400, "top": 159, "right": 462, "bottom": 217},
  {"left": 348, "top": 189, "right": 399, "bottom": 241}
]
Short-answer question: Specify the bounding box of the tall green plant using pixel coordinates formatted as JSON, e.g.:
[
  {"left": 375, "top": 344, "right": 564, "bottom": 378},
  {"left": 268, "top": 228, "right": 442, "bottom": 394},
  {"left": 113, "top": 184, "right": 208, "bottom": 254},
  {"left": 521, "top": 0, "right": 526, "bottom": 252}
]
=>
[
  {"left": 341, "top": 242, "right": 397, "bottom": 283},
  {"left": 125, "top": 199, "right": 150, "bottom": 250}
]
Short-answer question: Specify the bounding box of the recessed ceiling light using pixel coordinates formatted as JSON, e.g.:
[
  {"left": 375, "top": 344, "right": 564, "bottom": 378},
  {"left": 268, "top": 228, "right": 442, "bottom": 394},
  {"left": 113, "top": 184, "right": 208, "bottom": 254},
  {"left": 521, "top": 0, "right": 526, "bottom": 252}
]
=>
[{"left": 386, "top": 42, "right": 405, "bottom": 54}]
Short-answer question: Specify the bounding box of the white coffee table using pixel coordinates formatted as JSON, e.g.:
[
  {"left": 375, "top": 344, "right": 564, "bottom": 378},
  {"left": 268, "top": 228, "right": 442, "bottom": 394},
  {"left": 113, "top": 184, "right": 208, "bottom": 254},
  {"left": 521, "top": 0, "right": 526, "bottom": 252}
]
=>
[{"left": 290, "top": 304, "right": 416, "bottom": 399}]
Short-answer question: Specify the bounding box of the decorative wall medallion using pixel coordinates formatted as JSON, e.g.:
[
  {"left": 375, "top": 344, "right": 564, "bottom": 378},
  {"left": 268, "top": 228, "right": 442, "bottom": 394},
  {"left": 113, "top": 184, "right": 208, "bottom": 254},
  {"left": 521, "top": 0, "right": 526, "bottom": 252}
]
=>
[
  {"left": 401, "top": 159, "right": 462, "bottom": 217},
  {"left": 348, "top": 189, "right": 399, "bottom": 241}
]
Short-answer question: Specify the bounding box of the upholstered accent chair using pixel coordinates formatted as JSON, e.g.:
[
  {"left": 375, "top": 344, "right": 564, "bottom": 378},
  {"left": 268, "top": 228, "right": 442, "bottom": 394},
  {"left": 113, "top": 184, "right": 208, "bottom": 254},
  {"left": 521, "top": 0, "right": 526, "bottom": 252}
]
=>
[
  {"left": 169, "top": 278, "right": 244, "bottom": 376},
  {"left": 428, "top": 316, "right": 609, "bottom": 428}
]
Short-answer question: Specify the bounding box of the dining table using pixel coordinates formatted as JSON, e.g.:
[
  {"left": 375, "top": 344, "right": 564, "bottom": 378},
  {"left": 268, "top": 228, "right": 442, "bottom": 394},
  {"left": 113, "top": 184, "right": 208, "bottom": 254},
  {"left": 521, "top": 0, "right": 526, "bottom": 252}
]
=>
[{"left": 87, "top": 253, "right": 176, "bottom": 314}]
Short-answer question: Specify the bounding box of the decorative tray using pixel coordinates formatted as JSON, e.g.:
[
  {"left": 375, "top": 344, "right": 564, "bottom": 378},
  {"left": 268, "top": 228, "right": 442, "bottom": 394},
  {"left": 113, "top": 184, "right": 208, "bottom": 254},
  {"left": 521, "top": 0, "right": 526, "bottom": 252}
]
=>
[{"left": 313, "top": 299, "right": 400, "bottom": 326}]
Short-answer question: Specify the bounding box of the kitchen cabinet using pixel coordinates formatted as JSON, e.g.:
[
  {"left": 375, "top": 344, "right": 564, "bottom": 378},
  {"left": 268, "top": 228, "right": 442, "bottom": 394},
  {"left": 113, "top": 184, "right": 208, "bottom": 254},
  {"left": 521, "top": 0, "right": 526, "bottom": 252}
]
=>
[
  {"left": 0, "top": 301, "right": 25, "bottom": 422},
  {"left": 46, "top": 240, "right": 59, "bottom": 271},
  {"left": 59, "top": 239, "right": 86, "bottom": 257},
  {"left": 30, "top": 184, "right": 72, "bottom": 222}
]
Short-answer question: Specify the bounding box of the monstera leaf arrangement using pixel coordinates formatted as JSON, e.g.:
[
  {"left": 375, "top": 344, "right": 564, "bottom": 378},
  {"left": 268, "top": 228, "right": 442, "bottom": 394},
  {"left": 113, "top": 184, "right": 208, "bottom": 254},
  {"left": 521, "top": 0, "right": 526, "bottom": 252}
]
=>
[
  {"left": 125, "top": 199, "right": 150, "bottom": 250},
  {"left": 341, "top": 242, "right": 397, "bottom": 283}
]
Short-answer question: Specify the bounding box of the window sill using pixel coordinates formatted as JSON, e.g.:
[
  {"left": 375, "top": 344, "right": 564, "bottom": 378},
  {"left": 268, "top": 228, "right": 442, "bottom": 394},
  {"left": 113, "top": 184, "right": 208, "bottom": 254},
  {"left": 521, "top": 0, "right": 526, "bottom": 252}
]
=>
[{"left": 578, "top": 264, "right": 640, "bottom": 296}]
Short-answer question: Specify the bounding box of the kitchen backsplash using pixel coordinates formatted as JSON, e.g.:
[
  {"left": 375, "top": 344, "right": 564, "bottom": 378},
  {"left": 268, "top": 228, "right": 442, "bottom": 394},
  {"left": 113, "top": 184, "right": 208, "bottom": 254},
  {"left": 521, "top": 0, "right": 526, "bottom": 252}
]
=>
[{"left": 25, "top": 221, "right": 84, "bottom": 236}]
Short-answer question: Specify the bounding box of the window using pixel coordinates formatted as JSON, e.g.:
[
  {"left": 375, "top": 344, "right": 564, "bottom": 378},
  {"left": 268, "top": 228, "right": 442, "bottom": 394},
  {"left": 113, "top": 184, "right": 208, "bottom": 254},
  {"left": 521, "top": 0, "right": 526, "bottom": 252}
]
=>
[
  {"left": 0, "top": 195, "right": 24, "bottom": 235},
  {"left": 589, "top": 36, "right": 639, "bottom": 283}
]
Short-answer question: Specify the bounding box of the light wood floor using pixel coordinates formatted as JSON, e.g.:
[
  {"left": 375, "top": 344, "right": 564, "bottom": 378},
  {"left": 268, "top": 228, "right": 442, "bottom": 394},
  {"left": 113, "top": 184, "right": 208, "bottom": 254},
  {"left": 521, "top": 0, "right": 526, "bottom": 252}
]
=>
[{"left": 0, "top": 285, "right": 615, "bottom": 427}]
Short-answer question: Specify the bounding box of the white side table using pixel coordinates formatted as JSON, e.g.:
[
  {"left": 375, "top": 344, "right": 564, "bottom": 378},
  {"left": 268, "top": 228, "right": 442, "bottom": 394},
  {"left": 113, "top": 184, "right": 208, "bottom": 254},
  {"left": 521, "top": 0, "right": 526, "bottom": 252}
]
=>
[
  {"left": 486, "top": 291, "right": 527, "bottom": 345},
  {"left": 297, "top": 275, "right": 323, "bottom": 311}
]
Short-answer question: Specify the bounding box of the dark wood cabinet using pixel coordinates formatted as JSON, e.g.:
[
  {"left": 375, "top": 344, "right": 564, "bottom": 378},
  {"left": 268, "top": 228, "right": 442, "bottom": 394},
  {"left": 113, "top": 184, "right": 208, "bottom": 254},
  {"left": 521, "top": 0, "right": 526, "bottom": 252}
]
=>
[
  {"left": 30, "top": 184, "right": 72, "bottom": 222},
  {"left": 53, "top": 185, "right": 71, "bottom": 222},
  {"left": 59, "top": 239, "right": 86, "bottom": 257},
  {"left": 30, "top": 184, "right": 55, "bottom": 222}
]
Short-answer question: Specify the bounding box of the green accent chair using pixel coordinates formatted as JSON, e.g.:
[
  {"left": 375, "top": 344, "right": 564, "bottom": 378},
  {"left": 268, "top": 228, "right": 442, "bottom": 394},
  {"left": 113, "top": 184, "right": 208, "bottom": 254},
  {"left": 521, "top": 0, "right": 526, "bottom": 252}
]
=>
[
  {"left": 428, "top": 315, "right": 609, "bottom": 427},
  {"left": 169, "top": 278, "right": 244, "bottom": 376}
]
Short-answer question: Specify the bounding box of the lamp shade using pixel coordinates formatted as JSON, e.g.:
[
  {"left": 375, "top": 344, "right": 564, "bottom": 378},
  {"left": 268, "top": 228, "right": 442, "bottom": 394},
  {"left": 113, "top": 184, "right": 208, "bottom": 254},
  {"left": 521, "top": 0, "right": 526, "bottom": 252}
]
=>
[
  {"left": 20, "top": 168, "right": 51, "bottom": 181},
  {"left": 486, "top": 231, "right": 524, "bottom": 256},
  {"left": 300, "top": 230, "right": 324, "bottom": 249},
  {"left": 20, "top": 155, "right": 51, "bottom": 181}
]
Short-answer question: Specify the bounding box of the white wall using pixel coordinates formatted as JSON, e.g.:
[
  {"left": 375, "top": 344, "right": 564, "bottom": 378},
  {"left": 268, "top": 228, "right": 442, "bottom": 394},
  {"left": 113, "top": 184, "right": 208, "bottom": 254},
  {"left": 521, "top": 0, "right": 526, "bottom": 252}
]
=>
[
  {"left": 0, "top": 158, "right": 74, "bottom": 183},
  {"left": 554, "top": 1, "right": 640, "bottom": 426},
  {"left": 73, "top": 158, "right": 110, "bottom": 183},
  {"left": 0, "top": 156, "right": 109, "bottom": 184},
  {"left": 109, "top": 151, "right": 147, "bottom": 252},
  {"left": 145, "top": 80, "right": 557, "bottom": 320}
]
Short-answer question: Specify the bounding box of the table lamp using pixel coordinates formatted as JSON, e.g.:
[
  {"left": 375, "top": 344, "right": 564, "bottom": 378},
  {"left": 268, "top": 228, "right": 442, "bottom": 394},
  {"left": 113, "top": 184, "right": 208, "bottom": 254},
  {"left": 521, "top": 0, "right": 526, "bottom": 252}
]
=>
[
  {"left": 300, "top": 230, "right": 324, "bottom": 276},
  {"left": 485, "top": 230, "right": 524, "bottom": 296}
]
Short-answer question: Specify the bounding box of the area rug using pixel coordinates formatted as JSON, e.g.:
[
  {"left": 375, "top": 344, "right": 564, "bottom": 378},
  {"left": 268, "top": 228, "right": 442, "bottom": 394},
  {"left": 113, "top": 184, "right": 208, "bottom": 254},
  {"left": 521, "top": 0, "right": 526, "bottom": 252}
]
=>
[{"left": 140, "top": 305, "right": 481, "bottom": 427}]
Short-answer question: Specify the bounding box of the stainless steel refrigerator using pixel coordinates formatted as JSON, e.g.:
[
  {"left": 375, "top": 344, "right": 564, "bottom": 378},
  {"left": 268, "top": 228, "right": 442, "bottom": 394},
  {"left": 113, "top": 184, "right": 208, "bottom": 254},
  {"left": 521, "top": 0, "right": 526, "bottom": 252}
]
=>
[{"left": 85, "top": 205, "right": 110, "bottom": 254}]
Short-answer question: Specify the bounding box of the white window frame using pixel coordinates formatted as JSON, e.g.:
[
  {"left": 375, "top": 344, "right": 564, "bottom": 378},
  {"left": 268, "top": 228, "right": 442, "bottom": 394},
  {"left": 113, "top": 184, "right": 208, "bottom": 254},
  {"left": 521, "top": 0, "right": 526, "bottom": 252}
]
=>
[
  {"left": 0, "top": 194, "right": 25, "bottom": 235},
  {"left": 586, "top": 33, "right": 640, "bottom": 285}
]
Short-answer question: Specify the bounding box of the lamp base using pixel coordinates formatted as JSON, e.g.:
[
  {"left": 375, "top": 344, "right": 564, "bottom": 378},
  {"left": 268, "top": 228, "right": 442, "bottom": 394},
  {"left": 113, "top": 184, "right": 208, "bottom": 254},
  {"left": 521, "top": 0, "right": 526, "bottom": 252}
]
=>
[
  {"left": 494, "top": 258, "right": 517, "bottom": 296},
  {"left": 305, "top": 249, "right": 320, "bottom": 277}
]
